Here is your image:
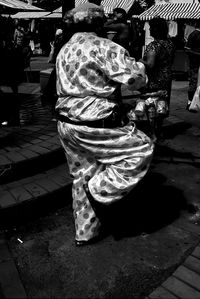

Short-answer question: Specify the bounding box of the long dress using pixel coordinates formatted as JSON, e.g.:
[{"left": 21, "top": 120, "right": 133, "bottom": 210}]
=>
[
  {"left": 56, "top": 32, "right": 154, "bottom": 242},
  {"left": 185, "top": 29, "right": 200, "bottom": 101},
  {"left": 143, "top": 39, "right": 175, "bottom": 105}
]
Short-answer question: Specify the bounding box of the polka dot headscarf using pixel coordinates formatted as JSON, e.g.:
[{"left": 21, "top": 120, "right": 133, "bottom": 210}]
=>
[{"left": 63, "top": 3, "right": 104, "bottom": 26}]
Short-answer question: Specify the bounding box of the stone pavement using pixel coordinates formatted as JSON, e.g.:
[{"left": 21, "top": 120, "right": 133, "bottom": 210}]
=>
[
  {"left": 0, "top": 59, "right": 200, "bottom": 298},
  {"left": 147, "top": 244, "right": 200, "bottom": 299}
]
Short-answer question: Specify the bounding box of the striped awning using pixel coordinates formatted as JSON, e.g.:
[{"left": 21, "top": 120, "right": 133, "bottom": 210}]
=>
[
  {"left": 11, "top": 11, "right": 50, "bottom": 18},
  {"left": 43, "top": 12, "right": 62, "bottom": 18},
  {"left": 0, "top": 0, "right": 43, "bottom": 11},
  {"left": 102, "top": 0, "right": 135, "bottom": 14},
  {"left": 51, "top": 0, "right": 135, "bottom": 16},
  {"left": 138, "top": 2, "right": 200, "bottom": 20},
  {"left": 53, "top": 6, "right": 61, "bottom": 13}
]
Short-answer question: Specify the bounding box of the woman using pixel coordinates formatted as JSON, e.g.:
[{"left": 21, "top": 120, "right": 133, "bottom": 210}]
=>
[
  {"left": 139, "top": 18, "right": 175, "bottom": 138},
  {"left": 104, "top": 8, "right": 130, "bottom": 52},
  {"left": 55, "top": 4, "right": 154, "bottom": 246},
  {"left": 140, "top": 18, "right": 175, "bottom": 103},
  {"left": 185, "top": 20, "right": 200, "bottom": 110}
]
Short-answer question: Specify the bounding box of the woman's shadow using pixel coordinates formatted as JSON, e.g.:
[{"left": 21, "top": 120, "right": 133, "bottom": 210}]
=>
[{"left": 100, "top": 170, "right": 188, "bottom": 240}]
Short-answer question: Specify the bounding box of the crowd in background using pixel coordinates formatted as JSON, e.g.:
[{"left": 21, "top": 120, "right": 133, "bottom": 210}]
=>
[{"left": 0, "top": 3, "right": 199, "bottom": 127}]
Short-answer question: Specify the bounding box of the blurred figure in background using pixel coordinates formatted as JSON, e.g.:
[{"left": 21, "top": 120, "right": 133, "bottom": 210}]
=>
[
  {"left": 185, "top": 20, "right": 200, "bottom": 110},
  {"left": 41, "top": 27, "right": 64, "bottom": 119},
  {"left": 139, "top": 18, "right": 175, "bottom": 138},
  {"left": 104, "top": 8, "right": 130, "bottom": 52},
  {"left": 0, "top": 18, "right": 28, "bottom": 126},
  {"left": 48, "top": 27, "right": 63, "bottom": 64},
  {"left": 14, "top": 20, "right": 32, "bottom": 68},
  {"left": 140, "top": 18, "right": 175, "bottom": 102}
]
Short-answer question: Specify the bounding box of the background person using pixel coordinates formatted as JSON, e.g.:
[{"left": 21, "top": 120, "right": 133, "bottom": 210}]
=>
[
  {"left": 0, "top": 19, "right": 26, "bottom": 126},
  {"left": 185, "top": 20, "right": 200, "bottom": 110},
  {"left": 104, "top": 8, "right": 130, "bottom": 52},
  {"left": 139, "top": 18, "right": 175, "bottom": 138},
  {"left": 14, "top": 20, "right": 32, "bottom": 68},
  {"left": 41, "top": 28, "right": 64, "bottom": 119},
  {"left": 55, "top": 3, "right": 154, "bottom": 246}
]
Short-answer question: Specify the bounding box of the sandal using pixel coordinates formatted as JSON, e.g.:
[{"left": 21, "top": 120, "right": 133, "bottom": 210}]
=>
[{"left": 75, "top": 240, "right": 89, "bottom": 247}]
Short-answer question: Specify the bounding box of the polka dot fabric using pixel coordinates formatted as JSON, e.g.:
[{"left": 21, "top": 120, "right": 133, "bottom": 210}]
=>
[
  {"left": 55, "top": 32, "right": 147, "bottom": 122},
  {"left": 56, "top": 32, "right": 153, "bottom": 242},
  {"left": 58, "top": 121, "right": 154, "bottom": 242}
]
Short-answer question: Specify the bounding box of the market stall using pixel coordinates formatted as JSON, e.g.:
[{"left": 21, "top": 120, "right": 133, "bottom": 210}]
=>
[
  {"left": 138, "top": 0, "right": 200, "bottom": 20},
  {"left": 11, "top": 11, "right": 49, "bottom": 18},
  {"left": 135, "top": 0, "right": 200, "bottom": 74},
  {"left": 46, "top": 0, "right": 136, "bottom": 18},
  {"left": 0, "top": 0, "right": 43, "bottom": 13}
]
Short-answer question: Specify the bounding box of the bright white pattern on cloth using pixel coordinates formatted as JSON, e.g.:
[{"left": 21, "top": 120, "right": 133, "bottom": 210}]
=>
[
  {"left": 56, "top": 32, "right": 147, "bottom": 122},
  {"left": 56, "top": 32, "right": 153, "bottom": 242},
  {"left": 58, "top": 122, "right": 153, "bottom": 241}
]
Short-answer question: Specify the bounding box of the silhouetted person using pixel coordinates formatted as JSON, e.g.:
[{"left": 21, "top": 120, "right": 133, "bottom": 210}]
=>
[
  {"left": 185, "top": 20, "right": 200, "bottom": 110},
  {"left": 139, "top": 18, "right": 175, "bottom": 138},
  {"left": 104, "top": 8, "right": 130, "bottom": 52}
]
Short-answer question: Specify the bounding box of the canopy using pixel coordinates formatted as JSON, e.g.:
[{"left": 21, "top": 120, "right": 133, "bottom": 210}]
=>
[
  {"left": 48, "top": 0, "right": 135, "bottom": 17},
  {"left": 99, "top": 0, "right": 135, "bottom": 14},
  {"left": 0, "top": 0, "right": 43, "bottom": 11},
  {"left": 11, "top": 11, "right": 50, "bottom": 18},
  {"left": 43, "top": 12, "right": 61, "bottom": 18},
  {"left": 50, "top": 5, "right": 61, "bottom": 13},
  {"left": 138, "top": 2, "right": 200, "bottom": 20}
]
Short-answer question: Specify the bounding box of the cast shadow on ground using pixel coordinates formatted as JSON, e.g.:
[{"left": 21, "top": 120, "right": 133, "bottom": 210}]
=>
[
  {"left": 0, "top": 171, "right": 189, "bottom": 242},
  {"left": 163, "top": 121, "right": 191, "bottom": 139},
  {"left": 154, "top": 143, "right": 197, "bottom": 160},
  {"left": 98, "top": 171, "right": 189, "bottom": 241}
]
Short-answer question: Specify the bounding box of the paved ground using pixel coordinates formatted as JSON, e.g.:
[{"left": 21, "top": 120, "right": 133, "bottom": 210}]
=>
[{"left": 0, "top": 57, "right": 200, "bottom": 298}]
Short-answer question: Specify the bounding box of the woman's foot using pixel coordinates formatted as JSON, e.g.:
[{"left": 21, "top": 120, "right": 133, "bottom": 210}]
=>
[
  {"left": 75, "top": 239, "right": 97, "bottom": 247},
  {"left": 75, "top": 228, "right": 109, "bottom": 247},
  {"left": 75, "top": 240, "right": 89, "bottom": 247}
]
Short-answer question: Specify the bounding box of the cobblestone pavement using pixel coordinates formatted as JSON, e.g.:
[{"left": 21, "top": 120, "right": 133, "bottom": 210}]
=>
[{"left": 0, "top": 58, "right": 200, "bottom": 298}]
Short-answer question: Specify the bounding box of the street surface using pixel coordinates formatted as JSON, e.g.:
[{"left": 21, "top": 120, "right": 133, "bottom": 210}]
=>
[{"left": 1, "top": 76, "right": 200, "bottom": 298}]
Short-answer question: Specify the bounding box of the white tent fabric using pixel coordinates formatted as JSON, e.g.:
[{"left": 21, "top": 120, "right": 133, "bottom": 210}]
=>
[
  {"left": 52, "top": 6, "right": 61, "bottom": 13},
  {"left": 0, "top": 0, "right": 43, "bottom": 11},
  {"left": 43, "top": 12, "right": 61, "bottom": 18},
  {"left": 138, "top": 2, "right": 200, "bottom": 20},
  {"left": 11, "top": 11, "right": 50, "bottom": 18},
  {"left": 155, "top": 0, "right": 198, "bottom": 4},
  {"left": 102, "top": 0, "right": 135, "bottom": 14}
]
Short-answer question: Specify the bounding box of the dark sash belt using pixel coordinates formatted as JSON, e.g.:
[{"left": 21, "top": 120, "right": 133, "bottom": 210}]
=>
[
  {"left": 57, "top": 113, "right": 107, "bottom": 128},
  {"left": 56, "top": 108, "right": 128, "bottom": 129}
]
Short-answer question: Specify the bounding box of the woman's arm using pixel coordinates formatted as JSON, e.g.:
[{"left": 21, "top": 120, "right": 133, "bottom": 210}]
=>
[
  {"left": 103, "top": 43, "right": 147, "bottom": 90},
  {"left": 104, "top": 18, "right": 116, "bottom": 26},
  {"left": 185, "top": 47, "right": 200, "bottom": 57},
  {"left": 104, "top": 22, "right": 124, "bottom": 33},
  {"left": 139, "top": 50, "right": 156, "bottom": 70}
]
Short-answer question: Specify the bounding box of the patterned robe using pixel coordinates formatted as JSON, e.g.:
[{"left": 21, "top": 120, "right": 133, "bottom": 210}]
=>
[{"left": 56, "top": 32, "right": 154, "bottom": 242}]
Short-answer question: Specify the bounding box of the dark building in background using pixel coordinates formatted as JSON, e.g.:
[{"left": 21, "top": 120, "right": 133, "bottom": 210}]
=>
[{"left": 62, "top": 0, "right": 75, "bottom": 17}]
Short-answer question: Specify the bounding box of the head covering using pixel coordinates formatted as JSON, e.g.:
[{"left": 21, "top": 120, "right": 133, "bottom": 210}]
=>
[
  {"left": 63, "top": 2, "right": 104, "bottom": 26},
  {"left": 55, "top": 28, "right": 63, "bottom": 36}
]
